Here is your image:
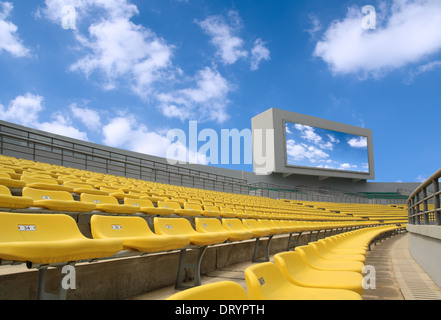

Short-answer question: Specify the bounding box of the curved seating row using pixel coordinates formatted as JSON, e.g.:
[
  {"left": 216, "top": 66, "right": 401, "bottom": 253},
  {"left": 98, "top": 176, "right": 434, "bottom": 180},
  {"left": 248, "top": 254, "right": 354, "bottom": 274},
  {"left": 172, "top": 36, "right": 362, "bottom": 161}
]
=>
[{"left": 167, "top": 225, "right": 399, "bottom": 300}]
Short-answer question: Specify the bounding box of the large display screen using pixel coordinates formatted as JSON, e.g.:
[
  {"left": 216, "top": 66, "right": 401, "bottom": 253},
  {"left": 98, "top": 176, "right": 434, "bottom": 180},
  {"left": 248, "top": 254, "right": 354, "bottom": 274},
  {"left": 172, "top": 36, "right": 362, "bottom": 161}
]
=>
[{"left": 285, "top": 121, "right": 369, "bottom": 173}]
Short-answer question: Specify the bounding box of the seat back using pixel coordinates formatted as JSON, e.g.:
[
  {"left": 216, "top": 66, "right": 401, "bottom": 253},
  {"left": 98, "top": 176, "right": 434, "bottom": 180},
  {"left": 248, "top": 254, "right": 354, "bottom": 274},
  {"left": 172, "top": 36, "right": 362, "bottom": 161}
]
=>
[
  {"left": 91, "top": 215, "right": 154, "bottom": 239},
  {"left": 22, "top": 187, "right": 74, "bottom": 202},
  {"left": 244, "top": 262, "right": 288, "bottom": 300},
  {"left": 166, "top": 281, "right": 248, "bottom": 300},
  {"left": 0, "top": 185, "right": 12, "bottom": 196},
  {"left": 0, "top": 212, "right": 85, "bottom": 242},
  {"left": 154, "top": 217, "right": 196, "bottom": 236},
  {"left": 20, "top": 176, "right": 59, "bottom": 185},
  {"left": 81, "top": 193, "right": 119, "bottom": 205},
  {"left": 184, "top": 203, "right": 202, "bottom": 211},
  {"left": 157, "top": 201, "right": 181, "bottom": 210},
  {"left": 195, "top": 218, "right": 228, "bottom": 233},
  {"left": 274, "top": 251, "right": 308, "bottom": 280},
  {"left": 222, "top": 218, "right": 247, "bottom": 231},
  {"left": 124, "top": 198, "right": 154, "bottom": 208}
]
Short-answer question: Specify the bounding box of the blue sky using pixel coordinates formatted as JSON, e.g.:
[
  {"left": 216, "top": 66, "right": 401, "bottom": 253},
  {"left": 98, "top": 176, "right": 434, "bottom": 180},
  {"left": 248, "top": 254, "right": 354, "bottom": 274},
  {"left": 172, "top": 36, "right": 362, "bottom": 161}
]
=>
[
  {"left": 0, "top": 0, "right": 440, "bottom": 183},
  {"left": 285, "top": 122, "right": 369, "bottom": 173}
]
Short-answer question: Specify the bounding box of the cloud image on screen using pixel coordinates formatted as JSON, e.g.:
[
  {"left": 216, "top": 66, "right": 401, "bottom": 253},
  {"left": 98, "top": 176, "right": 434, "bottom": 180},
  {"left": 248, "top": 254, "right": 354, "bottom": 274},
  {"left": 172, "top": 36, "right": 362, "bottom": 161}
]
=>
[{"left": 285, "top": 122, "right": 369, "bottom": 173}]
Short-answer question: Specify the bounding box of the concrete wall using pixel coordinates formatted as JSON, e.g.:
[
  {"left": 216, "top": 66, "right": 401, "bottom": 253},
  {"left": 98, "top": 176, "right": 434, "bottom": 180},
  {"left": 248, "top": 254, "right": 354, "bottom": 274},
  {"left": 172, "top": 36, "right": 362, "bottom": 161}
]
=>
[{"left": 407, "top": 225, "right": 441, "bottom": 287}]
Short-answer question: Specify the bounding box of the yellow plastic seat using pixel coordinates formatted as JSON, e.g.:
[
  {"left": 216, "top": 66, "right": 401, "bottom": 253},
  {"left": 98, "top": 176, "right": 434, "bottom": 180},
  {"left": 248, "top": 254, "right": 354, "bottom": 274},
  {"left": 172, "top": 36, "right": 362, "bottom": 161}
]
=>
[
  {"left": 123, "top": 198, "right": 175, "bottom": 216},
  {"left": 22, "top": 187, "right": 96, "bottom": 212},
  {"left": 0, "top": 172, "right": 26, "bottom": 188},
  {"left": 64, "top": 181, "right": 109, "bottom": 196},
  {"left": 321, "top": 238, "right": 367, "bottom": 255},
  {"left": 195, "top": 218, "right": 253, "bottom": 242},
  {"left": 154, "top": 218, "right": 228, "bottom": 246},
  {"left": 219, "top": 207, "right": 237, "bottom": 218},
  {"left": 295, "top": 245, "right": 365, "bottom": 273},
  {"left": 90, "top": 215, "right": 190, "bottom": 252},
  {"left": 242, "top": 219, "right": 272, "bottom": 237},
  {"left": 244, "top": 262, "right": 362, "bottom": 300},
  {"left": 201, "top": 205, "right": 221, "bottom": 217},
  {"left": 311, "top": 241, "right": 366, "bottom": 263},
  {"left": 221, "top": 218, "right": 255, "bottom": 239},
  {"left": 0, "top": 185, "right": 33, "bottom": 209},
  {"left": 274, "top": 251, "right": 364, "bottom": 295},
  {"left": 20, "top": 176, "right": 74, "bottom": 192},
  {"left": 166, "top": 281, "right": 248, "bottom": 300},
  {"left": 80, "top": 193, "right": 139, "bottom": 214},
  {"left": 258, "top": 219, "right": 286, "bottom": 234},
  {"left": 0, "top": 212, "right": 122, "bottom": 264},
  {"left": 157, "top": 201, "right": 201, "bottom": 217}
]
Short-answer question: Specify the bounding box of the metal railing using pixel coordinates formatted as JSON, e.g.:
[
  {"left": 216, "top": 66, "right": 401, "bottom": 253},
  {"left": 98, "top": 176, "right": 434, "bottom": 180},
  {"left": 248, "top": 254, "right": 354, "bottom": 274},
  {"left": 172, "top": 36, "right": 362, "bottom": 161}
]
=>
[{"left": 407, "top": 168, "right": 441, "bottom": 225}]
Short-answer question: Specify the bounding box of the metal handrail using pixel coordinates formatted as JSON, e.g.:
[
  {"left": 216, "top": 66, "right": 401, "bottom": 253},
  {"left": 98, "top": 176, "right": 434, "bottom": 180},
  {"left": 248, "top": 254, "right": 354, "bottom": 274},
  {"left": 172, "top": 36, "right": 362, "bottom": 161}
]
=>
[{"left": 407, "top": 168, "right": 441, "bottom": 225}]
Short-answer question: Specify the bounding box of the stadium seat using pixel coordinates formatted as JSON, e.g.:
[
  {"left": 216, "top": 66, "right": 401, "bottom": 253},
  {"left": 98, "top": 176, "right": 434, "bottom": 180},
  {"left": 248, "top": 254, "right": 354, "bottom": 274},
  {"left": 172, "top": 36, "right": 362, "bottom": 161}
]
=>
[
  {"left": 64, "top": 181, "right": 109, "bottom": 196},
  {"left": 0, "top": 172, "right": 26, "bottom": 188},
  {"left": 157, "top": 201, "right": 201, "bottom": 217},
  {"left": 154, "top": 218, "right": 228, "bottom": 246},
  {"left": 20, "top": 176, "right": 74, "bottom": 192},
  {"left": 274, "top": 251, "right": 364, "bottom": 295},
  {"left": 221, "top": 218, "right": 255, "bottom": 239},
  {"left": 244, "top": 262, "right": 362, "bottom": 300},
  {"left": 0, "top": 212, "right": 122, "bottom": 264},
  {"left": 90, "top": 215, "right": 190, "bottom": 252},
  {"left": 0, "top": 185, "right": 33, "bottom": 209},
  {"left": 22, "top": 187, "right": 96, "bottom": 212},
  {"left": 123, "top": 198, "right": 175, "bottom": 216},
  {"left": 195, "top": 218, "right": 254, "bottom": 241},
  {"left": 80, "top": 193, "right": 140, "bottom": 214},
  {"left": 201, "top": 205, "right": 221, "bottom": 217},
  {"left": 294, "top": 244, "right": 365, "bottom": 273},
  {"left": 242, "top": 219, "right": 273, "bottom": 237},
  {"left": 309, "top": 241, "right": 366, "bottom": 263},
  {"left": 166, "top": 281, "right": 248, "bottom": 300}
]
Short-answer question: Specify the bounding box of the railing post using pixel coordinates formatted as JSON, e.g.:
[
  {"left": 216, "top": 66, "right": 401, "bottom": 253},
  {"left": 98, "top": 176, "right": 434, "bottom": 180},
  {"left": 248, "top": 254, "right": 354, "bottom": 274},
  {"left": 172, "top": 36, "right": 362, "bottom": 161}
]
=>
[
  {"left": 434, "top": 178, "right": 441, "bottom": 226},
  {"left": 422, "top": 187, "right": 429, "bottom": 225}
]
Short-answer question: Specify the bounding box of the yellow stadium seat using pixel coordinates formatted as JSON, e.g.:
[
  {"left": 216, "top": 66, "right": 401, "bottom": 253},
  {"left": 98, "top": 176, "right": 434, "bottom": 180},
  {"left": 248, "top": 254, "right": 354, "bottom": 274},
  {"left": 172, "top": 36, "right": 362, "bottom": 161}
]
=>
[
  {"left": 310, "top": 241, "right": 366, "bottom": 263},
  {"left": 0, "top": 172, "right": 26, "bottom": 188},
  {"left": 22, "top": 187, "right": 96, "bottom": 212},
  {"left": 157, "top": 201, "right": 201, "bottom": 217},
  {"left": 20, "top": 176, "right": 74, "bottom": 192},
  {"left": 274, "top": 251, "right": 364, "bottom": 295},
  {"left": 244, "top": 262, "right": 362, "bottom": 300},
  {"left": 195, "top": 218, "right": 254, "bottom": 242},
  {"left": 221, "top": 218, "right": 254, "bottom": 239},
  {"left": 201, "top": 205, "right": 221, "bottom": 217},
  {"left": 0, "top": 185, "right": 33, "bottom": 209},
  {"left": 90, "top": 215, "right": 190, "bottom": 252},
  {"left": 123, "top": 198, "right": 175, "bottom": 216},
  {"left": 154, "top": 217, "right": 228, "bottom": 246},
  {"left": 294, "top": 244, "right": 365, "bottom": 273},
  {"left": 242, "top": 219, "right": 273, "bottom": 237},
  {"left": 258, "top": 219, "right": 286, "bottom": 235},
  {"left": 0, "top": 212, "right": 122, "bottom": 264},
  {"left": 80, "top": 193, "right": 139, "bottom": 214},
  {"left": 64, "top": 181, "right": 109, "bottom": 196},
  {"left": 166, "top": 281, "right": 248, "bottom": 300}
]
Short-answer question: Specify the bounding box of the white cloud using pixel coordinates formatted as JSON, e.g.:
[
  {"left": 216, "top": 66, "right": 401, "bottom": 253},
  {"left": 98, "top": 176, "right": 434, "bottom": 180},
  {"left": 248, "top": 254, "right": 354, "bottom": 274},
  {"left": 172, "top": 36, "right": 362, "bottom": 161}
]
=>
[
  {"left": 407, "top": 59, "right": 441, "bottom": 83},
  {"left": 0, "top": 93, "right": 89, "bottom": 140},
  {"left": 304, "top": 13, "right": 322, "bottom": 39},
  {"left": 416, "top": 174, "right": 427, "bottom": 182},
  {"left": 340, "top": 163, "right": 358, "bottom": 170},
  {"left": 348, "top": 136, "right": 367, "bottom": 148},
  {"left": 70, "top": 104, "right": 101, "bottom": 130},
  {"left": 0, "top": 93, "right": 43, "bottom": 126},
  {"left": 157, "top": 66, "right": 231, "bottom": 123},
  {"left": 286, "top": 139, "right": 329, "bottom": 162},
  {"left": 250, "top": 38, "right": 270, "bottom": 71},
  {"left": 0, "top": 1, "right": 30, "bottom": 57},
  {"left": 314, "top": 0, "right": 441, "bottom": 78},
  {"left": 197, "top": 11, "right": 248, "bottom": 65}
]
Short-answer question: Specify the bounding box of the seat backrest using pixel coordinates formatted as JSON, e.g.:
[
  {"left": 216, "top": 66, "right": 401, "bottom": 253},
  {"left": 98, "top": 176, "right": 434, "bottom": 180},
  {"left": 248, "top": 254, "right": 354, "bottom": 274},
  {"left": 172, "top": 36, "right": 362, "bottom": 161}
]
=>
[
  {"left": 154, "top": 217, "right": 196, "bottom": 236},
  {"left": 274, "top": 251, "right": 308, "bottom": 278},
  {"left": 124, "top": 198, "right": 154, "bottom": 208},
  {"left": 244, "top": 262, "right": 288, "bottom": 300},
  {"left": 243, "top": 219, "right": 266, "bottom": 229},
  {"left": 195, "top": 218, "right": 228, "bottom": 233},
  {"left": 222, "top": 218, "right": 246, "bottom": 231},
  {"left": 203, "top": 205, "right": 220, "bottom": 212},
  {"left": 157, "top": 201, "right": 181, "bottom": 210},
  {"left": 80, "top": 193, "right": 119, "bottom": 205},
  {"left": 22, "top": 187, "right": 74, "bottom": 201},
  {"left": 0, "top": 212, "right": 86, "bottom": 242},
  {"left": 91, "top": 215, "right": 154, "bottom": 239},
  {"left": 64, "top": 181, "right": 95, "bottom": 189},
  {"left": 20, "top": 176, "right": 59, "bottom": 185},
  {"left": 184, "top": 203, "right": 202, "bottom": 210},
  {"left": 166, "top": 281, "right": 248, "bottom": 300},
  {"left": 0, "top": 185, "right": 12, "bottom": 196}
]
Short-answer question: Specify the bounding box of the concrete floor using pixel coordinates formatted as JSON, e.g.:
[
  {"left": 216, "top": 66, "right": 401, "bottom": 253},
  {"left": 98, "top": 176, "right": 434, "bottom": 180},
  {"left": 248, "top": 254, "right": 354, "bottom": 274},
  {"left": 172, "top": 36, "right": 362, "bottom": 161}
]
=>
[{"left": 128, "top": 232, "right": 441, "bottom": 300}]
